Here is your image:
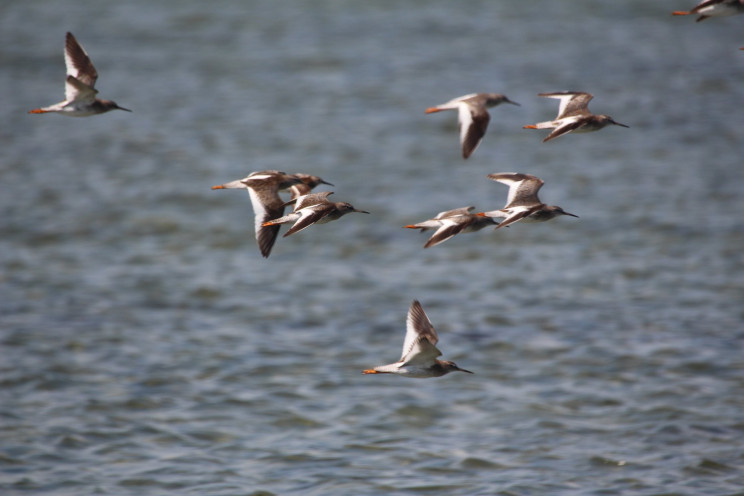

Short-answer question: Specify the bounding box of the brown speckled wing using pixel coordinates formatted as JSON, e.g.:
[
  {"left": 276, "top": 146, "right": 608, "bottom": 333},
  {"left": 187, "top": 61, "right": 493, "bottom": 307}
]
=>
[{"left": 65, "top": 32, "right": 98, "bottom": 88}]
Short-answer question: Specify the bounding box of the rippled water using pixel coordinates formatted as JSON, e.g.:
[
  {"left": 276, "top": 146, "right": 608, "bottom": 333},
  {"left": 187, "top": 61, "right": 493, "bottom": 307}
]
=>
[{"left": 2, "top": 1, "right": 744, "bottom": 495}]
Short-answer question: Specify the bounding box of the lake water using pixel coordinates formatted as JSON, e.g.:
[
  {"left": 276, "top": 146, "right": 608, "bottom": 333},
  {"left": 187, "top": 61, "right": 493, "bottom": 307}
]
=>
[{"left": 1, "top": 1, "right": 744, "bottom": 495}]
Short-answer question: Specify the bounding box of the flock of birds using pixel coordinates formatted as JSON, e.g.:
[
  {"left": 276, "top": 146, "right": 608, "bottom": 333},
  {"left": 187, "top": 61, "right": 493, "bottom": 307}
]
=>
[{"left": 28, "top": 0, "right": 742, "bottom": 378}]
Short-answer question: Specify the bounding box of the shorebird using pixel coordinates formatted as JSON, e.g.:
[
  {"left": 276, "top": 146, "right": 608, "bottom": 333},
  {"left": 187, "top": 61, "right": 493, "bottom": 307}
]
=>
[
  {"left": 425, "top": 93, "right": 520, "bottom": 159},
  {"left": 29, "top": 32, "right": 131, "bottom": 116},
  {"left": 289, "top": 173, "right": 333, "bottom": 200},
  {"left": 672, "top": 0, "right": 744, "bottom": 21},
  {"left": 477, "top": 173, "right": 578, "bottom": 229},
  {"left": 404, "top": 206, "right": 498, "bottom": 248},
  {"left": 362, "top": 300, "right": 473, "bottom": 378},
  {"left": 262, "top": 191, "right": 369, "bottom": 237},
  {"left": 523, "top": 92, "right": 627, "bottom": 142},
  {"left": 211, "top": 170, "right": 303, "bottom": 258}
]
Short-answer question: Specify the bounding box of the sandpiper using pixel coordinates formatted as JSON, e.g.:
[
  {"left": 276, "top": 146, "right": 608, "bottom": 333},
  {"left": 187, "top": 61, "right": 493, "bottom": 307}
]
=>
[
  {"left": 211, "top": 170, "right": 303, "bottom": 258},
  {"left": 404, "top": 206, "right": 498, "bottom": 248},
  {"left": 362, "top": 300, "right": 473, "bottom": 378},
  {"left": 477, "top": 173, "right": 578, "bottom": 229},
  {"left": 289, "top": 173, "right": 333, "bottom": 200},
  {"left": 523, "top": 92, "right": 627, "bottom": 142},
  {"left": 425, "top": 93, "right": 520, "bottom": 159},
  {"left": 262, "top": 191, "right": 369, "bottom": 237},
  {"left": 672, "top": 0, "right": 744, "bottom": 21},
  {"left": 29, "top": 32, "right": 131, "bottom": 116}
]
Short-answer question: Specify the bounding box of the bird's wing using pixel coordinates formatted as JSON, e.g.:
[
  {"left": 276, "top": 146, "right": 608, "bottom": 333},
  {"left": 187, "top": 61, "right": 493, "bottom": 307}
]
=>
[
  {"left": 64, "top": 32, "right": 98, "bottom": 88},
  {"left": 292, "top": 191, "right": 334, "bottom": 211},
  {"left": 494, "top": 205, "right": 542, "bottom": 229},
  {"left": 542, "top": 116, "right": 586, "bottom": 142},
  {"left": 458, "top": 103, "right": 490, "bottom": 159},
  {"left": 434, "top": 206, "right": 475, "bottom": 219},
  {"left": 423, "top": 217, "right": 468, "bottom": 248},
  {"left": 248, "top": 188, "right": 285, "bottom": 257},
  {"left": 289, "top": 183, "right": 313, "bottom": 201},
  {"left": 488, "top": 173, "right": 543, "bottom": 207},
  {"left": 282, "top": 205, "right": 329, "bottom": 237},
  {"left": 400, "top": 300, "right": 439, "bottom": 361},
  {"left": 64, "top": 75, "right": 97, "bottom": 104},
  {"left": 539, "top": 92, "right": 592, "bottom": 119}
]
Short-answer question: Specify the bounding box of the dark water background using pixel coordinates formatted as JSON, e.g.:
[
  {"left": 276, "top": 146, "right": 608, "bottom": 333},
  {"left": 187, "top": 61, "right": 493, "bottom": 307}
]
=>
[{"left": 1, "top": 1, "right": 743, "bottom": 495}]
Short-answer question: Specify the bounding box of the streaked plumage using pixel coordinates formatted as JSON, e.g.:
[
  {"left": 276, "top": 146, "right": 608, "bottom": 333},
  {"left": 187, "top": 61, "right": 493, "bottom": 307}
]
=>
[
  {"left": 477, "top": 173, "right": 578, "bottom": 228},
  {"left": 262, "top": 191, "right": 369, "bottom": 237},
  {"left": 523, "top": 92, "right": 627, "bottom": 142},
  {"left": 672, "top": 0, "right": 744, "bottom": 21},
  {"left": 425, "top": 92, "right": 519, "bottom": 159},
  {"left": 362, "top": 300, "right": 473, "bottom": 378},
  {"left": 29, "top": 32, "right": 130, "bottom": 116},
  {"left": 404, "top": 206, "right": 498, "bottom": 248},
  {"left": 211, "top": 170, "right": 303, "bottom": 258}
]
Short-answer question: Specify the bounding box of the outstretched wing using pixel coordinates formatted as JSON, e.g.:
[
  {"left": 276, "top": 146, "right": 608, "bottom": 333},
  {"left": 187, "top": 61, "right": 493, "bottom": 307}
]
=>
[
  {"left": 459, "top": 103, "right": 490, "bottom": 159},
  {"left": 542, "top": 116, "right": 586, "bottom": 142},
  {"left": 423, "top": 217, "right": 469, "bottom": 248},
  {"left": 248, "top": 189, "right": 285, "bottom": 258},
  {"left": 539, "top": 92, "right": 593, "bottom": 119},
  {"left": 282, "top": 205, "right": 329, "bottom": 237},
  {"left": 65, "top": 32, "right": 98, "bottom": 88},
  {"left": 399, "top": 300, "right": 441, "bottom": 364}
]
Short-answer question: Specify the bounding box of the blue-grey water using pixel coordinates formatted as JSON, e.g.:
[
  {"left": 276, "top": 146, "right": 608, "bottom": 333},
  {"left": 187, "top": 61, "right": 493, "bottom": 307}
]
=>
[{"left": 2, "top": 1, "right": 744, "bottom": 495}]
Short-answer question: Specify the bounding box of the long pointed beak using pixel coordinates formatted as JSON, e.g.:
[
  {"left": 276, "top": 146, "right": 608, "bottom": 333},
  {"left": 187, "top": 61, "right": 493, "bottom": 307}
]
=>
[
  {"left": 116, "top": 105, "right": 132, "bottom": 112},
  {"left": 321, "top": 179, "right": 334, "bottom": 186},
  {"left": 457, "top": 367, "right": 474, "bottom": 374},
  {"left": 355, "top": 209, "right": 371, "bottom": 214},
  {"left": 563, "top": 211, "right": 579, "bottom": 218},
  {"left": 505, "top": 99, "right": 520, "bottom": 106},
  {"left": 612, "top": 120, "right": 629, "bottom": 128}
]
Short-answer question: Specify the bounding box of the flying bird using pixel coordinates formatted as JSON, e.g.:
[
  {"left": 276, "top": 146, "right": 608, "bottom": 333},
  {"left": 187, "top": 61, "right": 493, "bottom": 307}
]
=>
[
  {"left": 29, "top": 32, "right": 131, "bottom": 116},
  {"left": 672, "top": 0, "right": 744, "bottom": 21},
  {"left": 523, "top": 92, "right": 627, "bottom": 142},
  {"left": 362, "top": 300, "right": 473, "bottom": 378},
  {"left": 425, "top": 93, "right": 519, "bottom": 158},
  {"left": 262, "top": 191, "right": 369, "bottom": 237},
  {"left": 211, "top": 170, "right": 303, "bottom": 258},
  {"left": 404, "top": 206, "right": 498, "bottom": 248},
  {"left": 477, "top": 173, "right": 578, "bottom": 228}
]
